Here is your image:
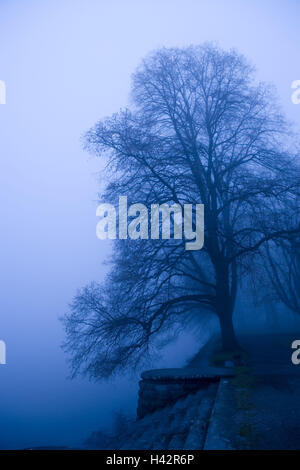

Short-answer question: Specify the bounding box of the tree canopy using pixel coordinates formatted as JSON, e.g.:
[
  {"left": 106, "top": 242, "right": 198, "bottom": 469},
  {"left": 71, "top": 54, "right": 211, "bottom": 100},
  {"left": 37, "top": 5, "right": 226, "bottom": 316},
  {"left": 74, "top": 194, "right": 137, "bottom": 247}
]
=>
[{"left": 63, "top": 44, "right": 300, "bottom": 379}]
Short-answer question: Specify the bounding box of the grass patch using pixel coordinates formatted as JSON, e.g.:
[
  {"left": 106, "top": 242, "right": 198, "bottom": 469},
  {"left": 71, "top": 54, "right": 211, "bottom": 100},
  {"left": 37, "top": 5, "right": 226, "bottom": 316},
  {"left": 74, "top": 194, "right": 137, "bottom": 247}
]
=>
[
  {"left": 232, "top": 366, "right": 255, "bottom": 389},
  {"left": 236, "top": 391, "right": 253, "bottom": 410},
  {"left": 238, "top": 421, "right": 257, "bottom": 449},
  {"left": 210, "top": 348, "right": 250, "bottom": 368}
]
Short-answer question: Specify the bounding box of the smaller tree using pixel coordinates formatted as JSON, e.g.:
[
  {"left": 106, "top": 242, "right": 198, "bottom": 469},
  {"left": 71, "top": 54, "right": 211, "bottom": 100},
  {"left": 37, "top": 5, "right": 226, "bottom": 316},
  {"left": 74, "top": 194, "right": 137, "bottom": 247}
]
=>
[
  {"left": 264, "top": 232, "right": 300, "bottom": 315},
  {"left": 251, "top": 194, "right": 300, "bottom": 316}
]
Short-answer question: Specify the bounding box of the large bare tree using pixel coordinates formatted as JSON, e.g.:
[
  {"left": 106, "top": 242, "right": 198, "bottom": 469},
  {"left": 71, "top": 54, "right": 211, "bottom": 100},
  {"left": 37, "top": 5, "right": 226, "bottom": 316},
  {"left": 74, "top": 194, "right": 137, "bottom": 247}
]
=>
[{"left": 63, "top": 44, "right": 300, "bottom": 379}]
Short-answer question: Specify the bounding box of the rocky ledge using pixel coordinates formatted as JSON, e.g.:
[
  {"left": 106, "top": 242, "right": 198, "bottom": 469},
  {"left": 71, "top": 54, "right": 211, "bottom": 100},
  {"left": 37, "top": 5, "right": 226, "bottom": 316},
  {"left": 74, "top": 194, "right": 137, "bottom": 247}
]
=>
[{"left": 138, "top": 367, "right": 234, "bottom": 418}]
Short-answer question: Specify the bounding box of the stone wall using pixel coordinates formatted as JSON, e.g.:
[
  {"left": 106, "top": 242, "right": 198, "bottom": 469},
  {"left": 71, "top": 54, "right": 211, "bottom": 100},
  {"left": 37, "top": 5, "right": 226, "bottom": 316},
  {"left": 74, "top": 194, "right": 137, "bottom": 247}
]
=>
[{"left": 137, "top": 367, "right": 232, "bottom": 419}]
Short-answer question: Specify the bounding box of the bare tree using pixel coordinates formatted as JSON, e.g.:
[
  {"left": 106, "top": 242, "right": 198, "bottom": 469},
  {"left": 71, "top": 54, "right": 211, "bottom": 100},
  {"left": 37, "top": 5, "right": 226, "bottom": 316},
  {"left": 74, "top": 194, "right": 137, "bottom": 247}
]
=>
[
  {"left": 264, "top": 230, "right": 300, "bottom": 315},
  {"left": 250, "top": 195, "right": 300, "bottom": 315},
  {"left": 62, "top": 44, "right": 300, "bottom": 379}
]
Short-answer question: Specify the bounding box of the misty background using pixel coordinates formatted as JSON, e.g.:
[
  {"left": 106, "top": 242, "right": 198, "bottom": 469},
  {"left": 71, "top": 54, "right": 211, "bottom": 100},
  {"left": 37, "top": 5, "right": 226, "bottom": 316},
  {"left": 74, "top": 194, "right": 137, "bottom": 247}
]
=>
[{"left": 0, "top": 0, "right": 299, "bottom": 449}]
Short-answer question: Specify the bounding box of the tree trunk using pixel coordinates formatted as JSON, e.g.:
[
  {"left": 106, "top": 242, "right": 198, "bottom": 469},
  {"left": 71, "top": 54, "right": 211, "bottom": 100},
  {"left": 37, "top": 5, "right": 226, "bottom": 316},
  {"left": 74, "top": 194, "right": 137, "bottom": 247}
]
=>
[
  {"left": 218, "top": 310, "right": 240, "bottom": 351},
  {"left": 215, "top": 263, "right": 240, "bottom": 351}
]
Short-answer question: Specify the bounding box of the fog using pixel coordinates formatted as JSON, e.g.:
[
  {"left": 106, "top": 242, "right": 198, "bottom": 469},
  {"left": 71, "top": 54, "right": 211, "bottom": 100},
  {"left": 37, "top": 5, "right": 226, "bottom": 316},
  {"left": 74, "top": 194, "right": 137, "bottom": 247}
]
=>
[{"left": 0, "top": 0, "right": 299, "bottom": 449}]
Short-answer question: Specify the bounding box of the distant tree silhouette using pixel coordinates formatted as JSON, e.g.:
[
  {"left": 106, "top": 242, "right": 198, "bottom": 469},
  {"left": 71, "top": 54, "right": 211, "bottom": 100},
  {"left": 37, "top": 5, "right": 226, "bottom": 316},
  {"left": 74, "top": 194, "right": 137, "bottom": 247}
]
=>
[
  {"left": 63, "top": 44, "right": 300, "bottom": 379},
  {"left": 264, "top": 227, "right": 300, "bottom": 315}
]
